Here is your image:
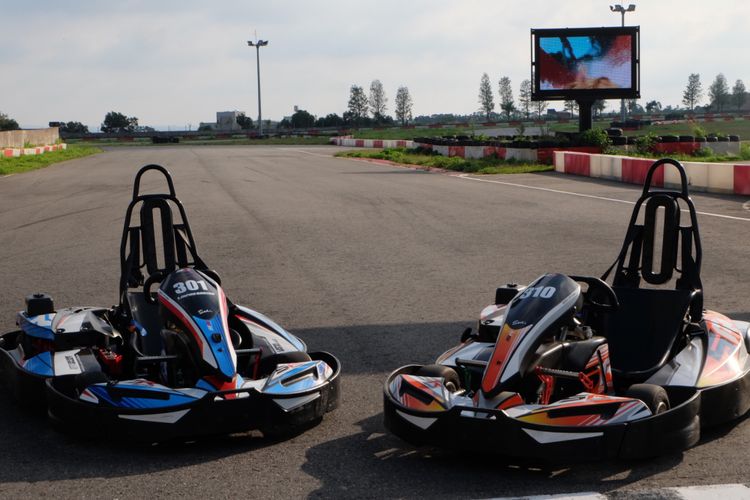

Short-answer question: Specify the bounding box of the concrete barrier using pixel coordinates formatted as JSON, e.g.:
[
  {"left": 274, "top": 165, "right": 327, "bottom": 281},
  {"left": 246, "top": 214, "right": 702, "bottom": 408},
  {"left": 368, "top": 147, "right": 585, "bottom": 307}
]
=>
[
  {"left": 554, "top": 151, "right": 750, "bottom": 196},
  {"left": 0, "top": 127, "right": 60, "bottom": 148}
]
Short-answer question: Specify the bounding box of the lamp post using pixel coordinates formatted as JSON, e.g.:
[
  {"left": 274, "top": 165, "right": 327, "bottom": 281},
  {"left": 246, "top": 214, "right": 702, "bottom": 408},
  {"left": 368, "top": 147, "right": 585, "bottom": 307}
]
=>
[
  {"left": 247, "top": 38, "right": 268, "bottom": 136},
  {"left": 610, "top": 4, "right": 635, "bottom": 124}
]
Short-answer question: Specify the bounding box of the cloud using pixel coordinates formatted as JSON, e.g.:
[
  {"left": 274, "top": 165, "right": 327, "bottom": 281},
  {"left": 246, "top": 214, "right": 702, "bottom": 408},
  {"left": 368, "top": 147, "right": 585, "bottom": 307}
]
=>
[{"left": 2, "top": 0, "right": 748, "bottom": 128}]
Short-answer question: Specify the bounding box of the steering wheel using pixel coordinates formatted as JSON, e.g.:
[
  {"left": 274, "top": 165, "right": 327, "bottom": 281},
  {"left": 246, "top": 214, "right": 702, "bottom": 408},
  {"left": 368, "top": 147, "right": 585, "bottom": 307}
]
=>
[
  {"left": 143, "top": 271, "right": 167, "bottom": 304},
  {"left": 569, "top": 275, "right": 619, "bottom": 312}
]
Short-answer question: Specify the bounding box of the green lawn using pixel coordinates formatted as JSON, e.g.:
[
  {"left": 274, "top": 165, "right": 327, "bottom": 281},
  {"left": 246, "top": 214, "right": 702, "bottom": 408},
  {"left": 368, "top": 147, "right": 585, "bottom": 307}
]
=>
[
  {"left": 0, "top": 145, "right": 102, "bottom": 175},
  {"left": 351, "top": 127, "right": 482, "bottom": 140},
  {"left": 348, "top": 120, "right": 749, "bottom": 141},
  {"left": 336, "top": 148, "right": 553, "bottom": 174}
]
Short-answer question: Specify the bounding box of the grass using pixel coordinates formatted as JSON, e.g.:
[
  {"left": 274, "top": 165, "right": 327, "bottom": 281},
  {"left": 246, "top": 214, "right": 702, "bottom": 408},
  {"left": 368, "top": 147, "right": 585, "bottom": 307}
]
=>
[
  {"left": 550, "top": 119, "right": 750, "bottom": 139},
  {"left": 349, "top": 119, "right": 750, "bottom": 141},
  {"left": 612, "top": 142, "right": 750, "bottom": 163},
  {"left": 67, "top": 136, "right": 332, "bottom": 147},
  {"left": 351, "top": 126, "right": 481, "bottom": 140},
  {"left": 336, "top": 148, "right": 553, "bottom": 174},
  {"left": 0, "top": 145, "right": 102, "bottom": 175}
]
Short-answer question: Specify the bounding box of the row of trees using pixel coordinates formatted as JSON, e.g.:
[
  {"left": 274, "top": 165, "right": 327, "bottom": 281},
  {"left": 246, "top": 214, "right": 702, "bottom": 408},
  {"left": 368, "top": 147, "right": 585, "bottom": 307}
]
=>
[
  {"left": 683, "top": 73, "right": 746, "bottom": 112},
  {"left": 478, "top": 74, "right": 550, "bottom": 120},
  {"left": 346, "top": 81, "right": 414, "bottom": 126},
  {"left": 475, "top": 72, "right": 748, "bottom": 123}
]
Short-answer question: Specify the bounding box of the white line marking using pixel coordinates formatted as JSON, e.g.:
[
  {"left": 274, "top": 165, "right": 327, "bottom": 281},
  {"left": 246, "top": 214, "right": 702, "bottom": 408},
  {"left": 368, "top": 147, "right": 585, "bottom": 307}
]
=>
[
  {"left": 279, "top": 148, "right": 335, "bottom": 158},
  {"left": 480, "top": 483, "right": 750, "bottom": 500},
  {"left": 457, "top": 174, "right": 750, "bottom": 222},
  {"left": 669, "top": 483, "right": 750, "bottom": 500}
]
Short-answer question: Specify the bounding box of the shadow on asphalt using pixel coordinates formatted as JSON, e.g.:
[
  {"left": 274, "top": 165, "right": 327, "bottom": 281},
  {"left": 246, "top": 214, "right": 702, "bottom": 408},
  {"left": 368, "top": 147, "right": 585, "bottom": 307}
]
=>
[
  {"left": 0, "top": 397, "right": 279, "bottom": 483},
  {"left": 302, "top": 413, "right": 686, "bottom": 499},
  {"left": 292, "top": 321, "right": 473, "bottom": 376}
]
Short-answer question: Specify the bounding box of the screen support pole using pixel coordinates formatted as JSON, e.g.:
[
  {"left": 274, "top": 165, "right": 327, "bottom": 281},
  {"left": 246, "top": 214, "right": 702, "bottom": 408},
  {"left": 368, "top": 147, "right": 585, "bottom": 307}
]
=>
[{"left": 576, "top": 98, "right": 594, "bottom": 132}]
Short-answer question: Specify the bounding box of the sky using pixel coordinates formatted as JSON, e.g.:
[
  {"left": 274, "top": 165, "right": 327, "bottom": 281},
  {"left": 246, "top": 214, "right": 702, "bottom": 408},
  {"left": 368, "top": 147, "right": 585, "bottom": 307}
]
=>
[{"left": 2, "top": 1, "right": 748, "bottom": 130}]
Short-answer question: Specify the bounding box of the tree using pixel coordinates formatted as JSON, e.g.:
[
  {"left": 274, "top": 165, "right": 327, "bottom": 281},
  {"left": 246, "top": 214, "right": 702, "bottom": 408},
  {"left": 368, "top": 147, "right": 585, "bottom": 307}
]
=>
[
  {"left": 236, "top": 112, "right": 254, "bottom": 130},
  {"left": 100, "top": 111, "right": 137, "bottom": 133},
  {"left": 290, "top": 109, "right": 316, "bottom": 128},
  {"left": 732, "top": 79, "right": 747, "bottom": 111},
  {"left": 682, "top": 73, "right": 703, "bottom": 111},
  {"left": 369, "top": 80, "right": 388, "bottom": 123},
  {"left": 592, "top": 100, "right": 607, "bottom": 118},
  {"left": 708, "top": 73, "right": 730, "bottom": 112},
  {"left": 518, "top": 79, "right": 532, "bottom": 119},
  {"left": 645, "top": 100, "right": 662, "bottom": 113},
  {"left": 498, "top": 76, "right": 515, "bottom": 119},
  {"left": 61, "top": 121, "right": 89, "bottom": 134},
  {"left": 394, "top": 86, "right": 413, "bottom": 126},
  {"left": 315, "top": 113, "right": 344, "bottom": 128},
  {"left": 0, "top": 111, "right": 19, "bottom": 131},
  {"left": 534, "top": 100, "right": 548, "bottom": 119},
  {"left": 564, "top": 100, "right": 578, "bottom": 115},
  {"left": 347, "top": 85, "right": 369, "bottom": 126},
  {"left": 478, "top": 73, "right": 495, "bottom": 121},
  {"left": 626, "top": 99, "right": 643, "bottom": 114}
]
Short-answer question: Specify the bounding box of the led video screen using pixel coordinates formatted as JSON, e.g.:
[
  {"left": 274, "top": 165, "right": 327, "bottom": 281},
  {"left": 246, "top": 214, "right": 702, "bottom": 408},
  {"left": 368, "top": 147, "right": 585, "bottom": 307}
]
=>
[{"left": 531, "top": 27, "right": 639, "bottom": 100}]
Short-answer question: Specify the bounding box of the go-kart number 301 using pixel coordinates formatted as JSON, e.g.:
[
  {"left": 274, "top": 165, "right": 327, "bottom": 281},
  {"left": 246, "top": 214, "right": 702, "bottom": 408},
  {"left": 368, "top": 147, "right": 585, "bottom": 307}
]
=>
[{"left": 173, "top": 279, "right": 210, "bottom": 295}]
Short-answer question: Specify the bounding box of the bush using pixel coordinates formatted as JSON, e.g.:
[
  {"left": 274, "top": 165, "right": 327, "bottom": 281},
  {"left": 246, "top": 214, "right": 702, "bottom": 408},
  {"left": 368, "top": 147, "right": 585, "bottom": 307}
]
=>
[
  {"left": 694, "top": 147, "right": 714, "bottom": 158},
  {"left": 740, "top": 143, "right": 750, "bottom": 161},
  {"left": 691, "top": 124, "right": 707, "bottom": 140},
  {"left": 578, "top": 128, "right": 611, "bottom": 148},
  {"left": 634, "top": 133, "right": 657, "bottom": 155}
]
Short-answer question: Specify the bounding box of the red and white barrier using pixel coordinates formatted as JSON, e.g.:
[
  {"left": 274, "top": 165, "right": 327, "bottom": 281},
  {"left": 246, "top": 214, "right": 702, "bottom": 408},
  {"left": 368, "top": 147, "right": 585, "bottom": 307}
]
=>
[
  {"left": 330, "top": 137, "right": 414, "bottom": 148},
  {"left": 554, "top": 151, "right": 750, "bottom": 195},
  {"left": 2, "top": 143, "right": 67, "bottom": 158}
]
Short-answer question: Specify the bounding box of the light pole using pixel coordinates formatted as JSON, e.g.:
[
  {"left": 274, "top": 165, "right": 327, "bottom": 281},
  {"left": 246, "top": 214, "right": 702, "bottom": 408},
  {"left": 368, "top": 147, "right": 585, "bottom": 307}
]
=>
[
  {"left": 610, "top": 4, "right": 635, "bottom": 124},
  {"left": 247, "top": 38, "right": 268, "bottom": 136}
]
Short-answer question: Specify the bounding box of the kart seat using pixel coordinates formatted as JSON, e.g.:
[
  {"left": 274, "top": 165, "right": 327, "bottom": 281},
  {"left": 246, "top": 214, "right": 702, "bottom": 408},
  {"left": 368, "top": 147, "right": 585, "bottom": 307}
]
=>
[
  {"left": 599, "top": 159, "right": 704, "bottom": 383},
  {"left": 604, "top": 287, "right": 691, "bottom": 381}
]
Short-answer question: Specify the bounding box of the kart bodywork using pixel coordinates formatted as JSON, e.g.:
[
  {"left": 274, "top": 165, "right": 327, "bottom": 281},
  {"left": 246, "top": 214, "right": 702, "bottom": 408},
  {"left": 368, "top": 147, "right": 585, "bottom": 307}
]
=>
[
  {"left": 0, "top": 165, "right": 340, "bottom": 442},
  {"left": 384, "top": 158, "right": 750, "bottom": 460}
]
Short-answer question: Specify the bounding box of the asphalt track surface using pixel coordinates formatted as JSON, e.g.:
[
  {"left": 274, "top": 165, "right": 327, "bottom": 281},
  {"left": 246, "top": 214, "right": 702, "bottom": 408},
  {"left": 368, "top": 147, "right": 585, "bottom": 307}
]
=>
[{"left": 0, "top": 146, "right": 749, "bottom": 499}]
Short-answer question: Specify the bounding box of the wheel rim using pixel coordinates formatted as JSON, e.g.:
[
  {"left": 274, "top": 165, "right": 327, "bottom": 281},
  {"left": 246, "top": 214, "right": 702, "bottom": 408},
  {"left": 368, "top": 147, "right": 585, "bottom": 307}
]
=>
[{"left": 654, "top": 401, "right": 668, "bottom": 414}]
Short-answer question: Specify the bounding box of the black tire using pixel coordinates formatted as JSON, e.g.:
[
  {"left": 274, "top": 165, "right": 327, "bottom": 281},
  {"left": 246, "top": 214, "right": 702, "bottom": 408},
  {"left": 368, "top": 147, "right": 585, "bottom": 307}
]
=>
[
  {"left": 258, "top": 351, "right": 312, "bottom": 377},
  {"left": 626, "top": 383, "right": 670, "bottom": 414},
  {"left": 416, "top": 364, "right": 461, "bottom": 392},
  {"left": 611, "top": 136, "right": 627, "bottom": 146}
]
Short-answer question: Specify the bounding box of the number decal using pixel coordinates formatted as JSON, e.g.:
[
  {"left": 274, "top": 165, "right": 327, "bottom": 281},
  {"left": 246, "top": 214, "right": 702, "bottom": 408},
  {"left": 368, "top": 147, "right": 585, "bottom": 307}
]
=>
[
  {"left": 519, "top": 286, "right": 556, "bottom": 299},
  {"left": 173, "top": 279, "right": 210, "bottom": 295}
]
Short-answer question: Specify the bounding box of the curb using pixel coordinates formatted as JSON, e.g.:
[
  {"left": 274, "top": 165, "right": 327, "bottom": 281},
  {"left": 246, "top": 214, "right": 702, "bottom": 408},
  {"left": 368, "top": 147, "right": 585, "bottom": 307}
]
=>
[
  {"left": 2, "top": 143, "right": 67, "bottom": 158},
  {"left": 554, "top": 151, "right": 750, "bottom": 196}
]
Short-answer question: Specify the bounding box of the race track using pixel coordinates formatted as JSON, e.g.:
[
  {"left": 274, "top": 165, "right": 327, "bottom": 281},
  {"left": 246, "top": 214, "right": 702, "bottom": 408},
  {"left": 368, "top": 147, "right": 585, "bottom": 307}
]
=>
[{"left": 1, "top": 146, "right": 749, "bottom": 498}]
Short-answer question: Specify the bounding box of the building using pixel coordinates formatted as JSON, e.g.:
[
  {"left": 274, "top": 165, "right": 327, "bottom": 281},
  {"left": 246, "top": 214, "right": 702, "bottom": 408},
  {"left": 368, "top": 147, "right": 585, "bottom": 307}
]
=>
[{"left": 199, "top": 111, "right": 244, "bottom": 131}]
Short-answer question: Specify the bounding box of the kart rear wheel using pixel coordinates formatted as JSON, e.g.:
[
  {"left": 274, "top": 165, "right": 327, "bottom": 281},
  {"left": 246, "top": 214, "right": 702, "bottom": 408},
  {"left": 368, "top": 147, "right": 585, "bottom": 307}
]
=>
[
  {"left": 258, "top": 351, "right": 312, "bottom": 377},
  {"left": 416, "top": 364, "right": 461, "bottom": 392},
  {"left": 626, "top": 383, "right": 670, "bottom": 414}
]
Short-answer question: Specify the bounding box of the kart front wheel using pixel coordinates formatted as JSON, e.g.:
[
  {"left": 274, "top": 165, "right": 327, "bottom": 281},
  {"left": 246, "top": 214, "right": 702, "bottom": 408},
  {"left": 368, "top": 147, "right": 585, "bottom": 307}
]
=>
[
  {"left": 416, "top": 364, "right": 461, "bottom": 392},
  {"left": 626, "top": 383, "right": 670, "bottom": 415}
]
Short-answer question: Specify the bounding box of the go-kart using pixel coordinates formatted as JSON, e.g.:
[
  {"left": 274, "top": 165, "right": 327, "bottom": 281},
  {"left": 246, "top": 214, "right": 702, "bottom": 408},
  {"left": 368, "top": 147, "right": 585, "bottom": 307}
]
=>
[
  {"left": 0, "top": 164, "right": 340, "bottom": 442},
  {"left": 384, "top": 158, "right": 750, "bottom": 460}
]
